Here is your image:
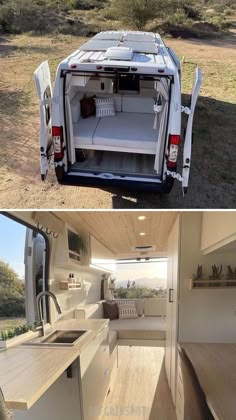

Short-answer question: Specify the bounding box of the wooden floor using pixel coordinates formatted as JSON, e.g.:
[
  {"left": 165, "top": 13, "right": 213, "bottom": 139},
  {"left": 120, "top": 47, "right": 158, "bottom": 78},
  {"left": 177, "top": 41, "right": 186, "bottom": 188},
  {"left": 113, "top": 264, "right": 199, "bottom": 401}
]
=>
[
  {"left": 100, "top": 347, "right": 176, "bottom": 420},
  {"left": 71, "top": 150, "right": 157, "bottom": 177}
]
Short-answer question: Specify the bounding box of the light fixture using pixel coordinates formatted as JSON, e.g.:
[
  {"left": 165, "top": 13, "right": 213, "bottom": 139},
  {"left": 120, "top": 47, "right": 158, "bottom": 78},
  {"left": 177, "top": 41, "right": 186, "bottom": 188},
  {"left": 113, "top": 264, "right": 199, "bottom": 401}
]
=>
[
  {"left": 138, "top": 215, "right": 146, "bottom": 220},
  {"left": 139, "top": 232, "right": 146, "bottom": 236}
]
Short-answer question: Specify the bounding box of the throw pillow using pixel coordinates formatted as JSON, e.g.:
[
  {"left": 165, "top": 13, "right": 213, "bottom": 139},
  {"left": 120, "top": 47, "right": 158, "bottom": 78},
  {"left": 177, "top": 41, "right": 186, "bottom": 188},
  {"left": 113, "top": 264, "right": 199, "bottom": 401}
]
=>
[
  {"left": 95, "top": 96, "right": 115, "bottom": 118},
  {"left": 80, "top": 96, "right": 95, "bottom": 118},
  {"left": 117, "top": 300, "right": 138, "bottom": 319},
  {"left": 102, "top": 301, "right": 119, "bottom": 320}
]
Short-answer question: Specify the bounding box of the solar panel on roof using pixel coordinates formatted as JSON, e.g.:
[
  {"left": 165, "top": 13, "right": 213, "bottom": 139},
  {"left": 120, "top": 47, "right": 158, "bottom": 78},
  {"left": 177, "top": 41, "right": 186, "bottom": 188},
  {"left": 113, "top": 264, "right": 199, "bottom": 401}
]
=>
[
  {"left": 125, "top": 33, "right": 155, "bottom": 42},
  {"left": 93, "top": 32, "right": 123, "bottom": 40},
  {"left": 123, "top": 41, "right": 158, "bottom": 54},
  {"left": 80, "top": 40, "right": 120, "bottom": 51}
]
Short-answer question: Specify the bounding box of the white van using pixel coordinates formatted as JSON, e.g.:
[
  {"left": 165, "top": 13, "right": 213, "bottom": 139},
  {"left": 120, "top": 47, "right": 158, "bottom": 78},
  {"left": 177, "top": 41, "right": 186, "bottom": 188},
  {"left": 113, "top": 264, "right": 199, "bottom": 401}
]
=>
[{"left": 34, "top": 31, "right": 202, "bottom": 194}]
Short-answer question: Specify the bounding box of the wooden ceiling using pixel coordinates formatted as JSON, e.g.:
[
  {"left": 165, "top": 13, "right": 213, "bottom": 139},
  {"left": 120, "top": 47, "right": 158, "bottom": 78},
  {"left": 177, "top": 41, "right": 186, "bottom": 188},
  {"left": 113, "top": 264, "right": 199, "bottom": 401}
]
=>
[{"left": 54, "top": 211, "right": 178, "bottom": 258}]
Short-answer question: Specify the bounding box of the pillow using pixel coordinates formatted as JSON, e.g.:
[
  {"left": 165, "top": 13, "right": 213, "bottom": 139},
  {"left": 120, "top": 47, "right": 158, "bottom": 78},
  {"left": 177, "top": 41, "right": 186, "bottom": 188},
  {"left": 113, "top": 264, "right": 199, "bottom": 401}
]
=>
[
  {"left": 102, "top": 301, "right": 119, "bottom": 321},
  {"left": 80, "top": 96, "right": 95, "bottom": 118},
  {"left": 95, "top": 96, "right": 115, "bottom": 118},
  {"left": 117, "top": 300, "right": 138, "bottom": 319},
  {"left": 135, "top": 299, "right": 144, "bottom": 316}
]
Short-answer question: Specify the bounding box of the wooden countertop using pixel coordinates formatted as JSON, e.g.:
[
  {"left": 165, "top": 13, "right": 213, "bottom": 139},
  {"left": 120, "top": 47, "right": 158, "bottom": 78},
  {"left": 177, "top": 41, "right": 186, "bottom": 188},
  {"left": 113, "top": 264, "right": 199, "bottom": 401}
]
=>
[
  {"left": 0, "top": 319, "right": 108, "bottom": 410},
  {"left": 180, "top": 342, "right": 236, "bottom": 420}
]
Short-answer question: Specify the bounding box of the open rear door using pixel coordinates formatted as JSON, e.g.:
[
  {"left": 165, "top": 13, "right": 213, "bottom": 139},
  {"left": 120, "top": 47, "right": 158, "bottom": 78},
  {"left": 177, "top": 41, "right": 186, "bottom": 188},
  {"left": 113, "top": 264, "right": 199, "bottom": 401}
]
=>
[
  {"left": 34, "top": 61, "right": 53, "bottom": 181},
  {"left": 182, "top": 68, "right": 202, "bottom": 194}
]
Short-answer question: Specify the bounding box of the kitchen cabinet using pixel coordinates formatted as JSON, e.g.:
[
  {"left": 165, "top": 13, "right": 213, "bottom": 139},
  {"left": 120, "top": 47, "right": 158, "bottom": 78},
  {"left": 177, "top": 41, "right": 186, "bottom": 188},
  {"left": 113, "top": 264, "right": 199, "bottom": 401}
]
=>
[
  {"left": 13, "top": 326, "right": 110, "bottom": 420},
  {"left": 80, "top": 325, "right": 110, "bottom": 420},
  {"left": 201, "top": 212, "right": 236, "bottom": 254},
  {"left": 13, "top": 360, "right": 82, "bottom": 420}
]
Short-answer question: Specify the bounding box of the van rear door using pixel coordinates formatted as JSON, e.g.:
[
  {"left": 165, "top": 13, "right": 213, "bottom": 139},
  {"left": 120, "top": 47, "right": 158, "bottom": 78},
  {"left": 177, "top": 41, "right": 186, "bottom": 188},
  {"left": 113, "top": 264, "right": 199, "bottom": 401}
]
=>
[
  {"left": 34, "top": 61, "right": 53, "bottom": 181},
  {"left": 182, "top": 68, "right": 202, "bottom": 194}
]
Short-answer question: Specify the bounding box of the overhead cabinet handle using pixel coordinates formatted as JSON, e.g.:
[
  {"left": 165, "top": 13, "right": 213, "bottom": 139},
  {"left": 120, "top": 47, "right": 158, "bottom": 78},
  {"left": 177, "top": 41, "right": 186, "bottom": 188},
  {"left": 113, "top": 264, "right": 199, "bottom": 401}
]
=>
[{"left": 169, "top": 288, "right": 174, "bottom": 303}]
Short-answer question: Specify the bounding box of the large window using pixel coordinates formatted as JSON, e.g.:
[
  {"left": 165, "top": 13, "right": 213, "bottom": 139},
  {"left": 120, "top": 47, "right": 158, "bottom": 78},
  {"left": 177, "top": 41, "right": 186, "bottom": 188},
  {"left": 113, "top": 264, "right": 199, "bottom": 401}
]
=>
[
  {"left": 114, "top": 258, "right": 167, "bottom": 299},
  {"left": 0, "top": 214, "right": 49, "bottom": 339}
]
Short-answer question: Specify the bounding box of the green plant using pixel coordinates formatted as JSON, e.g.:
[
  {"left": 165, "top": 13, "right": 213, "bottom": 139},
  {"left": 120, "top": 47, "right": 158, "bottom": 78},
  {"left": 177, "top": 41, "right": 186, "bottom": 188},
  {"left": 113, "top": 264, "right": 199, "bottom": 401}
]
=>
[
  {"left": 0, "top": 323, "right": 32, "bottom": 341},
  {"left": 111, "top": 0, "right": 160, "bottom": 29},
  {"left": 209, "top": 264, "right": 223, "bottom": 280},
  {"left": 192, "top": 264, "right": 203, "bottom": 280},
  {"left": 226, "top": 265, "right": 236, "bottom": 280}
]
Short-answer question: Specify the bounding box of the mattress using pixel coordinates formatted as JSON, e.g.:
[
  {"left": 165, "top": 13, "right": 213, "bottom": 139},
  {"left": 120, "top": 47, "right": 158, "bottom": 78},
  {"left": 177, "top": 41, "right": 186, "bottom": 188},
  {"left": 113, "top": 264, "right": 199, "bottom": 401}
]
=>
[
  {"left": 93, "top": 112, "right": 158, "bottom": 151},
  {"left": 73, "top": 112, "right": 158, "bottom": 153}
]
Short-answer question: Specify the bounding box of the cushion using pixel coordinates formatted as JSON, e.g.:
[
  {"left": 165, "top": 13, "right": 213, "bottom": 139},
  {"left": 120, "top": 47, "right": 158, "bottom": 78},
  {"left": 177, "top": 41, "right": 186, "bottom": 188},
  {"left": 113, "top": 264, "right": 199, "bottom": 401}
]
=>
[
  {"left": 93, "top": 112, "right": 158, "bottom": 153},
  {"left": 122, "top": 96, "right": 154, "bottom": 113},
  {"left": 117, "top": 300, "right": 138, "bottom": 319},
  {"left": 144, "top": 298, "right": 166, "bottom": 317},
  {"left": 80, "top": 96, "right": 95, "bottom": 118},
  {"left": 73, "top": 116, "right": 99, "bottom": 146},
  {"left": 102, "top": 301, "right": 119, "bottom": 320},
  {"left": 95, "top": 96, "right": 115, "bottom": 118},
  {"left": 115, "top": 299, "right": 144, "bottom": 316},
  {"left": 109, "top": 317, "right": 166, "bottom": 340}
]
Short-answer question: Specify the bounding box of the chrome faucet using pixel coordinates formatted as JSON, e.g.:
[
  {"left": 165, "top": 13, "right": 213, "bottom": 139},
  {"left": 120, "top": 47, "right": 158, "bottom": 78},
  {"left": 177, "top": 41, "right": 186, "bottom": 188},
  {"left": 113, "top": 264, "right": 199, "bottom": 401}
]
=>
[{"left": 36, "top": 291, "right": 62, "bottom": 336}]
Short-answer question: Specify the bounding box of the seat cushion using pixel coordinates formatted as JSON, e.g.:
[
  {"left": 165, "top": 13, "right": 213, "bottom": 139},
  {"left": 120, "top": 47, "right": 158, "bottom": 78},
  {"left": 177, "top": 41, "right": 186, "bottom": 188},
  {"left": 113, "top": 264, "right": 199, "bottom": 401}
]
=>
[
  {"left": 122, "top": 96, "right": 154, "bottom": 113},
  {"left": 109, "top": 330, "right": 117, "bottom": 353},
  {"left": 93, "top": 112, "right": 157, "bottom": 152},
  {"left": 109, "top": 317, "right": 166, "bottom": 340},
  {"left": 73, "top": 116, "right": 100, "bottom": 146}
]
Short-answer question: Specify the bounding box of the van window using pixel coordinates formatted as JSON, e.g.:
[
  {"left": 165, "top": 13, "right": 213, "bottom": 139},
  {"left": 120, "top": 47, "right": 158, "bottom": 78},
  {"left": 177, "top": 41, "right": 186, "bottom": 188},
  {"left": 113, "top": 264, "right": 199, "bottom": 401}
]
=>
[
  {"left": 0, "top": 214, "right": 49, "bottom": 340},
  {"left": 114, "top": 258, "right": 167, "bottom": 299}
]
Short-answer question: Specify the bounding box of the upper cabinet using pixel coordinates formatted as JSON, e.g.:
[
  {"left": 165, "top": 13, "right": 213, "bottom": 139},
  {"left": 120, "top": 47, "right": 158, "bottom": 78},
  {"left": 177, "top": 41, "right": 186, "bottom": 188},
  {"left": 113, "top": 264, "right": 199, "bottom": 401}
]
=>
[
  {"left": 54, "top": 224, "right": 91, "bottom": 268},
  {"left": 201, "top": 212, "right": 236, "bottom": 254}
]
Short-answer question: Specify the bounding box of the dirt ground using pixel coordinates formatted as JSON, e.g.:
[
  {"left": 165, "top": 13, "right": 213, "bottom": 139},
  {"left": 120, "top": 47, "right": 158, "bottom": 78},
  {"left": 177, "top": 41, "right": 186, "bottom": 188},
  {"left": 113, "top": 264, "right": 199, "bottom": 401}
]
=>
[{"left": 0, "top": 27, "right": 235, "bottom": 209}]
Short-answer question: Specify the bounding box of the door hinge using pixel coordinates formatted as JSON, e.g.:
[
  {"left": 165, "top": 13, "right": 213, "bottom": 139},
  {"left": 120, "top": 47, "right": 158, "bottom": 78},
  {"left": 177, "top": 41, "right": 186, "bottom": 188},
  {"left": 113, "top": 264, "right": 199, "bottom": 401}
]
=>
[
  {"left": 166, "top": 170, "right": 183, "bottom": 182},
  {"left": 181, "top": 106, "right": 191, "bottom": 115}
]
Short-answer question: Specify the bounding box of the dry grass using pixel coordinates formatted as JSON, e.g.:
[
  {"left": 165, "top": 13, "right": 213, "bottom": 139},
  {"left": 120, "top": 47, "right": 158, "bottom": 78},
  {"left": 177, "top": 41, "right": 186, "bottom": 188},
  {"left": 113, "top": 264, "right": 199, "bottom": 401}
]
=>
[{"left": 0, "top": 28, "right": 236, "bottom": 208}]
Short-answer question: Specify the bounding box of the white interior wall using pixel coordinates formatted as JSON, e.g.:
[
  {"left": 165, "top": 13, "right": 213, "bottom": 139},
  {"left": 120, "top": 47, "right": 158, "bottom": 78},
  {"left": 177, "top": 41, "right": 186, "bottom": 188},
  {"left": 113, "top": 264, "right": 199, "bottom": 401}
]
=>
[{"left": 178, "top": 212, "right": 236, "bottom": 343}]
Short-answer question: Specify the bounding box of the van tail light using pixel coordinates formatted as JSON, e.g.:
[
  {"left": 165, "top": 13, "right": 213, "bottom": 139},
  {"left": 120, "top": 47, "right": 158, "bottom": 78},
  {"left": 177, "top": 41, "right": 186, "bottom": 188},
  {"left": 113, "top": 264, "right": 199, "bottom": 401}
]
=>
[
  {"left": 167, "top": 134, "right": 180, "bottom": 168},
  {"left": 52, "top": 126, "right": 64, "bottom": 159}
]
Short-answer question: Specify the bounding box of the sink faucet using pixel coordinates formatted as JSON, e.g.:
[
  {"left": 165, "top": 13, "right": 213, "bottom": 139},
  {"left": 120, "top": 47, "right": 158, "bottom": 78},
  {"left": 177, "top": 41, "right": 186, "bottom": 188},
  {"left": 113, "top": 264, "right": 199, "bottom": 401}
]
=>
[{"left": 36, "top": 291, "right": 62, "bottom": 336}]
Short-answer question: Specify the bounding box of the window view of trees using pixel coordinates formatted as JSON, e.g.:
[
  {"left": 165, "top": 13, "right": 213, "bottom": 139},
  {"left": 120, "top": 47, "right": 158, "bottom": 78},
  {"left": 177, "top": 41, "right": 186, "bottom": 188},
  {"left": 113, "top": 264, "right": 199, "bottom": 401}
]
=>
[{"left": 0, "top": 260, "right": 25, "bottom": 318}]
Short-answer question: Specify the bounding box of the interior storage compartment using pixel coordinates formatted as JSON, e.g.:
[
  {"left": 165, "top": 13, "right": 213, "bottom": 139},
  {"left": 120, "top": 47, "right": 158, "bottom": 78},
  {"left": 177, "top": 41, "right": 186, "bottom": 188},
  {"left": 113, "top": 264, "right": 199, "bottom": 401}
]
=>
[{"left": 65, "top": 73, "right": 170, "bottom": 177}]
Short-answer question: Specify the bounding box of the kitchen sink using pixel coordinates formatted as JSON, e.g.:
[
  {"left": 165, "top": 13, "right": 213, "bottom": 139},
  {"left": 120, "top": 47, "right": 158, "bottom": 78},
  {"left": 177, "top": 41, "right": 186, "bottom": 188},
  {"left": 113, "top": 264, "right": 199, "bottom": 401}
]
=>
[{"left": 23, "top": 330, "right": 89, "bottom": 347}]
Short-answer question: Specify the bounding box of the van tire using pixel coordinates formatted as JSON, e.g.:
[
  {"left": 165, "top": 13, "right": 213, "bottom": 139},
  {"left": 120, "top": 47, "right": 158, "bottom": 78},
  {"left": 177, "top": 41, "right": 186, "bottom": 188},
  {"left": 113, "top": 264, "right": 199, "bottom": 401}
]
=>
[
  {"left": 55, "top": 165, "right": 65, "bottom": 182},
  {"left": 162, "top": 177, "right": 175, "bottom": 194}
]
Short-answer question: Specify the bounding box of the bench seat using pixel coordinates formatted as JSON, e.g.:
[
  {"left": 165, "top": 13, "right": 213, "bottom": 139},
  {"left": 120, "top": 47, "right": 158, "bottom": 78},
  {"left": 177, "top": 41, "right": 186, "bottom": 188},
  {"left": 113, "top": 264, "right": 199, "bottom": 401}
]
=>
[{"left": 73, "top": 112, "right": 158, "bottom": 154}]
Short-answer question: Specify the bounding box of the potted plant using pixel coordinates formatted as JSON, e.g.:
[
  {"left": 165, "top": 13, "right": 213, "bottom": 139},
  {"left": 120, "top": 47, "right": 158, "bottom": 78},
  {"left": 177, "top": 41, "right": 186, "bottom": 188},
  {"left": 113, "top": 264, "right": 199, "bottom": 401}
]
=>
[{"left": 0, "top": 323, "right": 38, "bottom": 349}]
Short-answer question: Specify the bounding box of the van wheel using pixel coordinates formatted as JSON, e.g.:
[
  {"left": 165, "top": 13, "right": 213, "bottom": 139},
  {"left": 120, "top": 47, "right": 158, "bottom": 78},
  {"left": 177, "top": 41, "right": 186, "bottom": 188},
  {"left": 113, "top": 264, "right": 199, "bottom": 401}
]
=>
[{"left": 55, "top": 165, "right": 65, "bottom": 182}]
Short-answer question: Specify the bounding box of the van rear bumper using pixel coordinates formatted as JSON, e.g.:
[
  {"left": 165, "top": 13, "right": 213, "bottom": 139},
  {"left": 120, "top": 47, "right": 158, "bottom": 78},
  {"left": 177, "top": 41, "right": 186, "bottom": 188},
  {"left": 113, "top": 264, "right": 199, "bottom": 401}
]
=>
[{"left": 58, "top": 173, "right": 175, "bottom": 193}]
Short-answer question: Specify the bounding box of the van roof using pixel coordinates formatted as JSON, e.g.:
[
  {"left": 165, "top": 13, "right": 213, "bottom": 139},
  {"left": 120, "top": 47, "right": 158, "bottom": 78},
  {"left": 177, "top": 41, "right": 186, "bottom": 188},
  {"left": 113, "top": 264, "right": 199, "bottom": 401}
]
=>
[{"left": 59, "top": 31, "right": 177, "bottom": 76}]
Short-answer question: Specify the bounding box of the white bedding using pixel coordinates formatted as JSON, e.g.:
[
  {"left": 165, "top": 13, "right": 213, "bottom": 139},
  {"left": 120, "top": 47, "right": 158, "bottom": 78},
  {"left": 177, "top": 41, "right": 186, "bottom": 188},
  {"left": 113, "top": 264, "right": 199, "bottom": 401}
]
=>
[{"left": 73, "top": 112, "right": 159, "bottom": 154}]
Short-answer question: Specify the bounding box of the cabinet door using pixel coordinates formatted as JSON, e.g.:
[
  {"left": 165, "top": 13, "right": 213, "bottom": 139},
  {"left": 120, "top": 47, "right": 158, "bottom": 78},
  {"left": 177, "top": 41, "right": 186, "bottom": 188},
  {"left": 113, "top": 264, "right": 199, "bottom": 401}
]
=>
[{"left": 80, "top": 327, "right": 110, "bottom": 420}]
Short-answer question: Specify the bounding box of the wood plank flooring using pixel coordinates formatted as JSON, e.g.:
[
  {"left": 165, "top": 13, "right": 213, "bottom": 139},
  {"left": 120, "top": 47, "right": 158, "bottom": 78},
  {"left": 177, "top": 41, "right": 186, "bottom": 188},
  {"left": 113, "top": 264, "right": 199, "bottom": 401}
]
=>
[
  {"left": 100, "top": 346, "right": 176, "bottom": 420},
  {"left": 71, "top": 151, "right": 157, "bottom": 177}
]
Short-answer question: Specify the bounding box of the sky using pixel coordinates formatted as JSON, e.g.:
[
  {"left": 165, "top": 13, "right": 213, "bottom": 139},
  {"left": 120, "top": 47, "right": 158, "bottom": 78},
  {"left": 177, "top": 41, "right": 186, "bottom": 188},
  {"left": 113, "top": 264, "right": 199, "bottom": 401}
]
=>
[{"left": 0, "top": 215, "right": 26, "bottom": 279}]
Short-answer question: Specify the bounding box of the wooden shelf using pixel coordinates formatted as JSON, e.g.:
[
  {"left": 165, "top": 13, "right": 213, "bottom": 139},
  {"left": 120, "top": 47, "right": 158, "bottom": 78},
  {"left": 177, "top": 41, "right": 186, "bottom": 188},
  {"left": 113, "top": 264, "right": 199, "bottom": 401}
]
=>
[{"left": 189, "top": 278, "right": 236, "bottom": 290}]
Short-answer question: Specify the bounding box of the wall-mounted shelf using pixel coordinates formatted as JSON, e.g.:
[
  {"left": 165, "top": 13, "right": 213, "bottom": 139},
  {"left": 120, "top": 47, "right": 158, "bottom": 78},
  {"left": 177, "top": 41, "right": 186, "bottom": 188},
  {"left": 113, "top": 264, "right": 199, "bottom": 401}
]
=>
[
  {"left": 189, "top": 279, "right": 236, "bottom": 290},
  {"left": 59, "top": 281, "right": 82, "bottom": 290}
]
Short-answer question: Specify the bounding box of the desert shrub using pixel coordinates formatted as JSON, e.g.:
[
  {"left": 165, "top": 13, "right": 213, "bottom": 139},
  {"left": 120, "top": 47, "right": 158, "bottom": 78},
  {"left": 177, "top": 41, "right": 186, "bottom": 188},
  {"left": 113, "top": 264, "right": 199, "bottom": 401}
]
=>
[{"left": 110, "top": 0, "right": 160, "bottom": 30}]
